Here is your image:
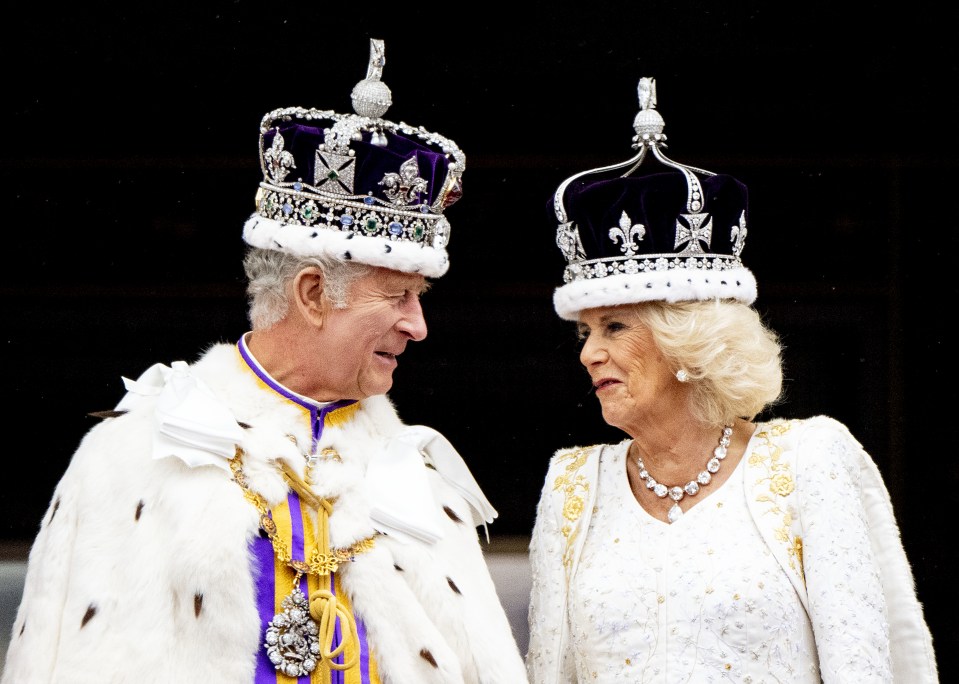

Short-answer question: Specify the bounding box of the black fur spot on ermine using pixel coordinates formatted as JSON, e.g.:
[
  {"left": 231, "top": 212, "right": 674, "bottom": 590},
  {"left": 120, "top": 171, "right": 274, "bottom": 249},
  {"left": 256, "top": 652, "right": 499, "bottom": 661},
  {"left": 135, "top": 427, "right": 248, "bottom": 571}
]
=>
[
  {"left": 420, "top": 648, "right": 438, "bottom": 668},
  {"left": 49, "top": 498, "right": 61, "bottom": 524}
]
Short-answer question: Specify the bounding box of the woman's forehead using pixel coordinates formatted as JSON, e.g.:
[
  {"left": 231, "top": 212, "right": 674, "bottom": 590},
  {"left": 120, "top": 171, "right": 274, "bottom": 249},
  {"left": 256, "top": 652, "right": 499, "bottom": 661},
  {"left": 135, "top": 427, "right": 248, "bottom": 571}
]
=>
[{"left": 579, "top": 305, "right": 644, "bottom": 323}]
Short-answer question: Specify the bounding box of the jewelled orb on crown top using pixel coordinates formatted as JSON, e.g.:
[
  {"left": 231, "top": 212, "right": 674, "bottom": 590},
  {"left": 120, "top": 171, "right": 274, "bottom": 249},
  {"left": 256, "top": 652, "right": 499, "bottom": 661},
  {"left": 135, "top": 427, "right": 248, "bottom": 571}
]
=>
[
  {"left": 351, "top": 39, "right": 392, "bottom": 119},
  {"left": 632, "top": 76, "right": 666, "bottom": 140}
]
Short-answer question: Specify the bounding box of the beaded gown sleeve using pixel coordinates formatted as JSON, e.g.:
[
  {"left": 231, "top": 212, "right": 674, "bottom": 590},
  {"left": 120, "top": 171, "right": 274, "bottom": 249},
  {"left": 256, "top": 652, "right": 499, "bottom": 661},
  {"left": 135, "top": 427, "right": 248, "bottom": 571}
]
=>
[
  {"left": 526, "top": 460, "right": 575, "bottom": 684},
  {"left": 795, "top": 416, "right": 937, "bottom": 682},
  {"left": 526, "top": 445, "right": 604, "bottom": 684}
]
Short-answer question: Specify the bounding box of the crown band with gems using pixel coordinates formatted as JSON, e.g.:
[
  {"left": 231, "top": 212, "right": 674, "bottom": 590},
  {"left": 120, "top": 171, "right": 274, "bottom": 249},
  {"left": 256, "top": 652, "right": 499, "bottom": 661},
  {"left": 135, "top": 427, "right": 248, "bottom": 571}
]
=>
[
  {"left": 243, "top": 40, "right": 465, "bottom": 278},
  {"left": 549, "top": 77, "right": 756, "bottom": 320}
]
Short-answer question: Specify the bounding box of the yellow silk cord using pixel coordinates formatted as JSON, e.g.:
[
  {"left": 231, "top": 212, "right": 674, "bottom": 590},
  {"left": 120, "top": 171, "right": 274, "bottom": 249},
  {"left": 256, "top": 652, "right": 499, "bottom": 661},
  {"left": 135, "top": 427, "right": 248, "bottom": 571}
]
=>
[{"left": 282, "top": 464, "right": 360, "bottom": 671}]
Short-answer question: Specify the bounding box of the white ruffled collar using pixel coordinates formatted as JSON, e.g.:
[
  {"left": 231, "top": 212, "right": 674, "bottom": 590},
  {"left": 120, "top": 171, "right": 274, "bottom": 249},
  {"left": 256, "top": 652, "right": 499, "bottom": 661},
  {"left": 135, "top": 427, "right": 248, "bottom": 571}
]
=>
[{"left": 113, "top": 345, "right": 499, "bottom": 545}]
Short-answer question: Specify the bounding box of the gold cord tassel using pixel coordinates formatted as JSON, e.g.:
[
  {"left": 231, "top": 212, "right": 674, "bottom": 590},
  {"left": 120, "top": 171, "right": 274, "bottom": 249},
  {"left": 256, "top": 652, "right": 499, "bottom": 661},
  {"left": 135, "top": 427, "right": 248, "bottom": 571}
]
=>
[{"left": 310, "top": 587, "right": 360, "bottom": 670}]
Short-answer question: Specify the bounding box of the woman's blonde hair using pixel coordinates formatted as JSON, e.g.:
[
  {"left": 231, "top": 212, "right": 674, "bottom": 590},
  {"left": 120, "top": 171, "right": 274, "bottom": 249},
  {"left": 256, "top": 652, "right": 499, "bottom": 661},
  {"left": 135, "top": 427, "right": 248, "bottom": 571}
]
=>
[{"left": 632, "top": 299, "right": 783, "bottom": 424}]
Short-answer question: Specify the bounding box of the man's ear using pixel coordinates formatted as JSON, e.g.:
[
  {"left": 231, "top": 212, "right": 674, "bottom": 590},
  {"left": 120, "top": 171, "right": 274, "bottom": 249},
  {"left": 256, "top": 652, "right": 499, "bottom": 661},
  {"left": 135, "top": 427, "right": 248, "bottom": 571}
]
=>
[{"left": 292, "top": 267, "right": 329, "bottom": 327}]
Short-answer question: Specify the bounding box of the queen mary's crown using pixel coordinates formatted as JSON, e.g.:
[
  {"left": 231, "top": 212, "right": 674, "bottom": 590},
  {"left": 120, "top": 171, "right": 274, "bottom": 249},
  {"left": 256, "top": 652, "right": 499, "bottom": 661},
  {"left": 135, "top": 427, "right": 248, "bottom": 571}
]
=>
[
  {"left": 549, "top": 77, "right": 756, "bottom": 320},
  {"left": 243, "top": 39, "right": 465, "bottom": 278}
]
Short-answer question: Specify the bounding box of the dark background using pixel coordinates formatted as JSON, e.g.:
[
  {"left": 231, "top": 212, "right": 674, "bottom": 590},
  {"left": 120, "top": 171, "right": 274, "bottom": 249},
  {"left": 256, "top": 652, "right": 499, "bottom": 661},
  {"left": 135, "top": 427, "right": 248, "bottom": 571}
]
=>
[{"left": 3, "top": 0, "right": 956, "bottom": 677}]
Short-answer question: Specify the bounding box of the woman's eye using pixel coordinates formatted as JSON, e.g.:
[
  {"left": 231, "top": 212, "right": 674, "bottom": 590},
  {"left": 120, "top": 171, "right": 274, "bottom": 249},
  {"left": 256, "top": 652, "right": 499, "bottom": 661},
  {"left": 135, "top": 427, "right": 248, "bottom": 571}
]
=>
[{"left": 605, "top": 321, "right": 627, "bottom": 333}]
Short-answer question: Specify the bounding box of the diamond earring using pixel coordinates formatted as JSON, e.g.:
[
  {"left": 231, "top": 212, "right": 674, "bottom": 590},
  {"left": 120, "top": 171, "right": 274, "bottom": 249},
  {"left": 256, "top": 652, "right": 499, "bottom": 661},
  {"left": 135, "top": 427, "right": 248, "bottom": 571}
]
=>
[{"left": 676, "top": 369, "right": 689, "bottom": 382}]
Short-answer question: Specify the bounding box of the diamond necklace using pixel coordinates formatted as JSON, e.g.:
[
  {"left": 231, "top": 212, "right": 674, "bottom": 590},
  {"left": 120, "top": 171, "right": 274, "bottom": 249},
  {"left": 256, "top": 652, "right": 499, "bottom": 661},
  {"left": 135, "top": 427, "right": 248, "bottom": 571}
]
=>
[{"left": 634, "top": 424, "right": 733, "bottom": 524}]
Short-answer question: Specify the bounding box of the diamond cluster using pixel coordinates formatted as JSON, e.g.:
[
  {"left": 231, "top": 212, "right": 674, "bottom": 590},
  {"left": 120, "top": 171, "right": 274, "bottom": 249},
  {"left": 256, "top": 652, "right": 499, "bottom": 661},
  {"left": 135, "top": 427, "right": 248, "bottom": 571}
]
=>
[{"left": 563, "top": 254, "right": 743, "bottom": 284}]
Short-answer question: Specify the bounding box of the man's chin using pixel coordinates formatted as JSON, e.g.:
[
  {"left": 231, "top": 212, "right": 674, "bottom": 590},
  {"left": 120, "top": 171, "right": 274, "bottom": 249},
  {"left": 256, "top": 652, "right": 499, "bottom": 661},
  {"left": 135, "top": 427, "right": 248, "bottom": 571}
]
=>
[{"left": 359, "top": 376, "right": 394, "bottom": 398}]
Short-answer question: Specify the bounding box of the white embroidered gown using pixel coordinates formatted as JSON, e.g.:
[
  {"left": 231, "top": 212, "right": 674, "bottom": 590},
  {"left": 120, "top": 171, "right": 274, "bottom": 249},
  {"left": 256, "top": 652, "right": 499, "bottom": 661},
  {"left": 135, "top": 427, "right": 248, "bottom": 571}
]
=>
[
  {"left": 527, "top": 419, "right": 913, "bottom": 683},
  {"left": 568, "top": 446, "right": 821, "bottom": 682}
]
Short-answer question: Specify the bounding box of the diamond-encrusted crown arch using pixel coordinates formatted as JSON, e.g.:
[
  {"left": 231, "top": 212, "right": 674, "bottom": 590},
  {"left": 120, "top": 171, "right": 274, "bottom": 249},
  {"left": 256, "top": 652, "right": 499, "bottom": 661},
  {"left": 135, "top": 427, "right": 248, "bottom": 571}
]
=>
[{"left": 557, "top": 222, "right": 586, "bottom": 262}]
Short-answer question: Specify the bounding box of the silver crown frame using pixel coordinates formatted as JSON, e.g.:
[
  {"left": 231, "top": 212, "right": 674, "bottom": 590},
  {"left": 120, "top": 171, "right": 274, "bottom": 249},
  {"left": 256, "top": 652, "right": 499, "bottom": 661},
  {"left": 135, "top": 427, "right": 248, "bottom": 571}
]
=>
[{"left": 553, "top": 77, "right": 747, "bottom": 287}]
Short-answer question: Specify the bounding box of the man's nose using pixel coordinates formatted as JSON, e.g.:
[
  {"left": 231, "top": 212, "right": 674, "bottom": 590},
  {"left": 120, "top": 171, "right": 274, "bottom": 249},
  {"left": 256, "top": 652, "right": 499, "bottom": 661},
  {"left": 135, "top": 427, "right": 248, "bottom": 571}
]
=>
[{"left": 399, "top": 297, "right": 428, "bottom": 341}]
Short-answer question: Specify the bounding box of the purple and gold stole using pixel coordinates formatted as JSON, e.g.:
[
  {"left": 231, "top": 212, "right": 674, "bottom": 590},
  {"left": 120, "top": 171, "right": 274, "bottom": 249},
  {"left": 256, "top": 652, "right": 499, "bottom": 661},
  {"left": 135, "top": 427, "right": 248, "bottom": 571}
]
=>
[{"left": 238, "top": 338, "right": 381, "bottom": 683}]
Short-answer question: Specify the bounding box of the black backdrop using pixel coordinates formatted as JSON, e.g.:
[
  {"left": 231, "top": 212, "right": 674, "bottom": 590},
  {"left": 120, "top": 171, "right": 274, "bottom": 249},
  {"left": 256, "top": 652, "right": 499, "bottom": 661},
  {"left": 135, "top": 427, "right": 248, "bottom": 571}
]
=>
[{"left": 3, "top": 1, "right": 957, "bottom": 677}]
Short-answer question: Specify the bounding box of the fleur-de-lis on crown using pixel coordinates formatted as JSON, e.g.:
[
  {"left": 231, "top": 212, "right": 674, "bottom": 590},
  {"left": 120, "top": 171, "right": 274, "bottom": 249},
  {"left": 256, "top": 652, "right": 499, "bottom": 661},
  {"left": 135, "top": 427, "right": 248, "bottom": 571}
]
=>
[
  {"left": 379, "top": 157, "right": 428, "bottom": 206},
  {"left": 264, "top": 129, "right": 296, "bottom": 183},
  {"left": 609, "top": 211, "right": 646, "bottom": 256},
  {"left": 730, "top": 211, "right": 747, "bottom": 256},
  {"left": 674, "top": 212, "right": 713, "bottom": 254}
]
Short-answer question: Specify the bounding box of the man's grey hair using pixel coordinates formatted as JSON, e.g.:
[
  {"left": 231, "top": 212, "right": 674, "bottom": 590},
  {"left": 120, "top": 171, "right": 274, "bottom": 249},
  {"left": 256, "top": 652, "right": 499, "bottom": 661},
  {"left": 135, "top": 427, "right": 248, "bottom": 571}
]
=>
[{"left": 243, "top": 247, "right": 372, "bottom": 330}]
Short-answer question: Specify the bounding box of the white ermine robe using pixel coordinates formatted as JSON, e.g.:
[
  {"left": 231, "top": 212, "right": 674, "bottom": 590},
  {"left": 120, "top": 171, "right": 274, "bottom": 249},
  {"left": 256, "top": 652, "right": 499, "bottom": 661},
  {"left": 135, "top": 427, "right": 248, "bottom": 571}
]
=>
[{"left": 2, "top": 341, "right": 528, "bottom": 684}]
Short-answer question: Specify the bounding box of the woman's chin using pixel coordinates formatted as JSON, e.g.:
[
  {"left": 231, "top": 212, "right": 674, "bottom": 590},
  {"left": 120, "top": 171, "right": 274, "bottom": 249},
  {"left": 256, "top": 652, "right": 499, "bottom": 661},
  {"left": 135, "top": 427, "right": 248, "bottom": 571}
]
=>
[{"left": 598, "top": 404, "right": 625, "bottom": 430}]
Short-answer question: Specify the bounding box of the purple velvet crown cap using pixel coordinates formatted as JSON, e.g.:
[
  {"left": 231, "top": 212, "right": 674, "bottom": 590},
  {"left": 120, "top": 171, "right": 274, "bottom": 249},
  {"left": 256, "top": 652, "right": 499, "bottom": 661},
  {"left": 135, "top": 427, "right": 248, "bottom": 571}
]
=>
[
  {"left": 551, "top": 76, "right": 757, "bottom": 320},
  {"left": 553, "top": 171, "right": 749, "bottom": 261},
  {"left": 243, "top": 39, "right": 465, "bottom": 279},
  {"left": 262, "top": 121, "right": 457, "bottom": 210}
]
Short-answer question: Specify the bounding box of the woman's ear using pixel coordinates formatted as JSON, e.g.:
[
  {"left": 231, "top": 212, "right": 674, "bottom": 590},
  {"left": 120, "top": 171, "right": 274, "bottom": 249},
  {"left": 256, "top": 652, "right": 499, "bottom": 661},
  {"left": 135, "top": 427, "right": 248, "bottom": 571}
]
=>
[{"left": 291, "top": 266, "right": 329, "bottom": 327}]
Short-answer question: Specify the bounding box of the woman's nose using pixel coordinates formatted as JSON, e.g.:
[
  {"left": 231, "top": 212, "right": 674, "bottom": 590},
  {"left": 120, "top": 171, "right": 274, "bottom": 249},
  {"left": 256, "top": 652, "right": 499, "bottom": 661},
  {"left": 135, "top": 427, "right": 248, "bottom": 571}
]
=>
[{"left": 579, "top": 335, "right": 604, "bottom": 367}]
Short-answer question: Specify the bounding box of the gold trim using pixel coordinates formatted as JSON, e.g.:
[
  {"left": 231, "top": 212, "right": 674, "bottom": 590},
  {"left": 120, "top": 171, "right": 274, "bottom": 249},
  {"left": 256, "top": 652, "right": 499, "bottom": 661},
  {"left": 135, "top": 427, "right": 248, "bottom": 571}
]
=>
[
  {"left": 747, "top": 420, "right": 805, "bottom": 583},
  {"left": 552, "top": 446, "right": 594, "bottom": 570}
]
